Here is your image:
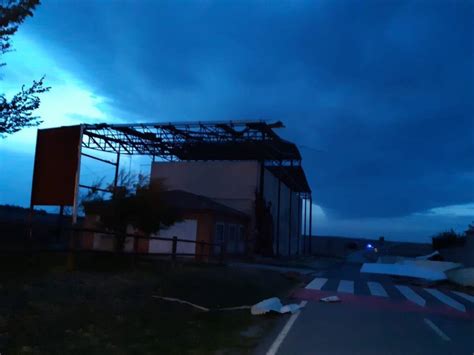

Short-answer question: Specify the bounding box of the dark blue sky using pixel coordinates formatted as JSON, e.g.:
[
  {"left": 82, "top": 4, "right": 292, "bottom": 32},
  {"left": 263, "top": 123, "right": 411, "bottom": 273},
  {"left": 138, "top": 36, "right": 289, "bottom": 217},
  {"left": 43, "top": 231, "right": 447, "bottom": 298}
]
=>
[{"left": 0, "top": 0, "right": 473, "bottom": 241}]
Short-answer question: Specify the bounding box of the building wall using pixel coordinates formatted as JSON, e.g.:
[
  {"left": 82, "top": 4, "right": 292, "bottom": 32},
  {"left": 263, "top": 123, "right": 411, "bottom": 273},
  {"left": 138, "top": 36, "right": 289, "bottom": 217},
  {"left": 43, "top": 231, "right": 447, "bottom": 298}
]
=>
[
  {"left": 151, "top": 161, "right": 303, "bottom": 257},
  {"left": 82, "top": 210, "right": 248, "bottom": 259},
  {"left": 263, "top": 168, "right": 302, "bottom": 256},
  {"left": 149, "top": 219, "right": 198, "bottom": 254},
  {"left": 151, "top": 161, "right": 260, "bottom": 216}
]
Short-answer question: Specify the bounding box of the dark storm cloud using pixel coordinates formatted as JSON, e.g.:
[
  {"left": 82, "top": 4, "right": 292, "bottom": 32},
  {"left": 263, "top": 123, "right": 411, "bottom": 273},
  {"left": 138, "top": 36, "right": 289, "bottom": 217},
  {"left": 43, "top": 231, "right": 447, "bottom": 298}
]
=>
[{"left": 23, "top": 0, "right": 474, "bottom": 218}]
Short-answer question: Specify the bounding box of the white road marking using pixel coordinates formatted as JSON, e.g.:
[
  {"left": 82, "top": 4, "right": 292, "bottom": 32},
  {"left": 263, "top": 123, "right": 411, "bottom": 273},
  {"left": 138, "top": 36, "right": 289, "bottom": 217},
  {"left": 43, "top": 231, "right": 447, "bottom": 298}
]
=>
[
  {"left": 266, "top": 301, "right": 307, "bottom": 355},
  {"left": 367, "top": 281, "right": 388, "bottom": 297},
  {"left": 424, "top": 288, "right": 466, "bottom": 312},
  {"left": 424, "top": 318, "right": 451, "bottom": 341},
  {"left": 395, "top": 285, "right": 426, "bottom": 307},
  {"left": 306, "top": 277, "right": 328, "bottom": 290},
  {"left": 337, "top": 280, "right": 354, "bottom": 294},
  {"left": 451, "top": 290, "right": 474, "bottom": 303}
]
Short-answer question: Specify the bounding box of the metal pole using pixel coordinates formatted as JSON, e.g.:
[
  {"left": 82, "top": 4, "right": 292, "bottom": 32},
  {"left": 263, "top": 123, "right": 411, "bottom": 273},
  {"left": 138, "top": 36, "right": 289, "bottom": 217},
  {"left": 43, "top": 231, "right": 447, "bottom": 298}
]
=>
[
  {"left": 172, "top": 236, "right": 177, "bottom": 261},
  {"left": 309, "top": 195, "right": 313, "bottom": 255},
  {"left": 71, "top": 126, "right": 84, "bottom": 225},
  {"left": 26, "top": 204, "right": 34, "bottom": 261},
  {"left": 288, "top": 189, "right": 292, "bottom": 257},
  {"left": 57, "top": 205, "right": 64, "bottom": 242},
  {"left": 296, "top": 194, "right": 301, "bottom": 255},
  {"left": 303, "top": 197, "right": 307, "bottom": 255},
  {"left": 259, "top": 161, "right": 265, "bottom": 198},
  {"left": 68, "top": 125, "right": 84, "bottom": 271},
  {"left": 113, "top": 150, "right": 121, "bottom": 191},
  {"left": 276, "top": 177, "right": 281, "bottom": 257}
]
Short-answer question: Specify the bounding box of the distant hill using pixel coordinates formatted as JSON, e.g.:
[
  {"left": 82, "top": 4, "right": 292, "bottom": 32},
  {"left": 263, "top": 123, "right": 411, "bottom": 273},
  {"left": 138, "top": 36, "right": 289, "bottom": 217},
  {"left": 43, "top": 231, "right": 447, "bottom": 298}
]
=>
[{"left": 0, "top": 204, "right": 50, "bottom": 223}]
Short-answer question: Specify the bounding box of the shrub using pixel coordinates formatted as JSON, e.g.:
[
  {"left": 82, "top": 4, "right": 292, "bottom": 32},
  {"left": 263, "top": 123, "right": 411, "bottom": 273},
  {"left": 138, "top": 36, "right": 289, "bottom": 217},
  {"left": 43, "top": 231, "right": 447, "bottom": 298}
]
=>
[{"left": 432, "top": 229, "right": 465, "bottom": 249}]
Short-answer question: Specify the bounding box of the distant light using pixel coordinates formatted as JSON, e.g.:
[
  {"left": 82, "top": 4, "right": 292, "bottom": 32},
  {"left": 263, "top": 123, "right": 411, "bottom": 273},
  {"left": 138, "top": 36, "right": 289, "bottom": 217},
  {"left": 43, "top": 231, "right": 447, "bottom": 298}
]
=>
[{"left": 366, "top": 243, "right": 374, "bottom": 249}]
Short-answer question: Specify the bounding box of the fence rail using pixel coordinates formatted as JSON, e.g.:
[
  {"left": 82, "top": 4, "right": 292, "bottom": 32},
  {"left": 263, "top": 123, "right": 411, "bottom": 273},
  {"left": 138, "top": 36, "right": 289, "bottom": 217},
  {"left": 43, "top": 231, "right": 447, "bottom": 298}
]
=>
[
  {"left": 0, "top": 221, "right": 226, "bottom": 264},
  {"left": 69, "top": 226, "right": 219, "bottom": 246}
]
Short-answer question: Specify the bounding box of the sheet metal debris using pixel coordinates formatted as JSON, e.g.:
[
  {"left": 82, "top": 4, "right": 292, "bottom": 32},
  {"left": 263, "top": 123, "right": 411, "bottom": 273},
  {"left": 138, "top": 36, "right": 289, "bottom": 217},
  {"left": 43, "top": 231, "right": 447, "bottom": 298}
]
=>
[
  {"left": 446, "top": 267, "right": 474, "bottom": 287},
  {"left": 320, "top": 296, "right": 341, "bottom": 303},
  {"left": 153, "top": 295, "right": 303, "bottom": 315},
  {"left": 152, "top": 296, "right": 210, "bottom": 311},
  {"left": 362, "top": 251, "right": 463, "bottom": 281},
  {"left": 360, "top": 262, "right": 448, "bottom": 281},
  {"left": 250, "top": 297, "right": 304, "bottom": 315},
  {"left": 400, "top": 260, "right": 461, "bottom": 272},
  {"left": 415, "top": 251, "right": 442, "bottom": 261}
]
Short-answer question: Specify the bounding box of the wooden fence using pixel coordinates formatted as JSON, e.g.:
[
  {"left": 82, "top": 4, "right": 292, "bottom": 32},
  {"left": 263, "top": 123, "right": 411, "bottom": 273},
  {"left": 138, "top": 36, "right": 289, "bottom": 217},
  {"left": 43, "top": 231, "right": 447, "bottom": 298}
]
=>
[{"left": 0, "top": 221, "right": 225, "bottom": 263}]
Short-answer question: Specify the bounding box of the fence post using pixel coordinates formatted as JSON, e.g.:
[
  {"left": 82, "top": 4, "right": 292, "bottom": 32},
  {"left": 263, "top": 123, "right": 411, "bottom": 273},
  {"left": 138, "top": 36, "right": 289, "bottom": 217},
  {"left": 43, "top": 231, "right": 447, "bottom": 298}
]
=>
[
  {"left": 219, "top": 241, "right": 226, "bottom": 265},
  {"left": 199, "top": 240, "right": 205, "bottom": 262},
  {"left": 66, "top": 227, "right": 76, "bottom": 272},
  {"left": 172, "top": 236, "right": 178, "bottom": 261},
  {"left": 133, "top": 234, "right": 139, "bottom": 267}
]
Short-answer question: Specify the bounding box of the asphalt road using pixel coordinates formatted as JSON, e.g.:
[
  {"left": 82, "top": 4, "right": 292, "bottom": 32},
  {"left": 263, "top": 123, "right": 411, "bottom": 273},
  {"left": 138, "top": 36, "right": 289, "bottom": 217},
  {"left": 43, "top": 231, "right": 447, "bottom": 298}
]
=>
[
  {"left": 257, "top": 262, "right": 474, "bottom": 355},
  {"left": 274, "top": 301, "right": 473, "bottom": 355}
]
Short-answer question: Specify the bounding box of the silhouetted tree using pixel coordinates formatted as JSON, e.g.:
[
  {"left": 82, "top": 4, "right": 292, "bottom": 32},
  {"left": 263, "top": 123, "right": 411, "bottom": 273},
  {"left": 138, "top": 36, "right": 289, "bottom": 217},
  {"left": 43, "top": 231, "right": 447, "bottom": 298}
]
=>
[
  {"left": 0, "top": 0, "right": 50, "bottom": 136},
  {"left": 82, "top": 171, "right": 180, "bottom": 251}
]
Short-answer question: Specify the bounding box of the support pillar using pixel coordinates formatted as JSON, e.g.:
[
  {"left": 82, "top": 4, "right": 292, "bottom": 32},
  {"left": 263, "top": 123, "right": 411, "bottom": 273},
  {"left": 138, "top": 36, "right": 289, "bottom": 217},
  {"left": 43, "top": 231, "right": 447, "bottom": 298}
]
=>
[
  {"left": 276, "top": 177, "right": 281, "bottom": 257},
  {"left": 302, "top": 197, "right": 307, "bottom": 255},
  {"left": 113, "top": 150, "right": 121, "bottom": 191},
  {"left": 296, "top": 195, "right": 301, "bottom": 255},
  {"left": 288, "top": 189, "right": 292, "bottom": 257},
  {"left": 309, "top": 195, "right": 313, "bottom": 255}
]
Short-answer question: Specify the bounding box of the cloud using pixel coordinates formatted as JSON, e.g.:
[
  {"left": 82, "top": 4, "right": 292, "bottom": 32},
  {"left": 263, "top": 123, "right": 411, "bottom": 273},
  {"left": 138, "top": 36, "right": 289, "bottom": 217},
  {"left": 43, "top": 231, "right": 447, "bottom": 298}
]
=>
[
  {"left": 1, "top": 0, "right": 473, "bottom": 225},
  {"left": 419, "top": 203, "right": 474, "bottom": 218},
  {"left": 0, "top": 32, "right": 118, "bottom": 152}
]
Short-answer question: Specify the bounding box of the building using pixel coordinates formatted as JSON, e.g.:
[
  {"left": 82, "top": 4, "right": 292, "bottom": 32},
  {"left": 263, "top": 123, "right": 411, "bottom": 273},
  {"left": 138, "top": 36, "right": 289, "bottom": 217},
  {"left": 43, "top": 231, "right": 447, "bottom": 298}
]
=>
[
  {"left": 82, "top": 189, "right": 248, "bottom": 257},
  {"left": 30, "top": 120, "right": 313, "bottom": 258},
  {"left": 151, "top": 160, "right": 309, "bottom": 256}
]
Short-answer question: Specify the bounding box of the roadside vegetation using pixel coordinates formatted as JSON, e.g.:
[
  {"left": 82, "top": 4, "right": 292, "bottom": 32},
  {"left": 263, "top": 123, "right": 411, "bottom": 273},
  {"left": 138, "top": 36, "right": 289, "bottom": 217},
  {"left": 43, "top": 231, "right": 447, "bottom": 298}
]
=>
[
  {"left": 0, "top": 253, "right": 299, "bottom": 354},
  {"left": 431, "top": 227, "right": 469, "bottom": 249}
]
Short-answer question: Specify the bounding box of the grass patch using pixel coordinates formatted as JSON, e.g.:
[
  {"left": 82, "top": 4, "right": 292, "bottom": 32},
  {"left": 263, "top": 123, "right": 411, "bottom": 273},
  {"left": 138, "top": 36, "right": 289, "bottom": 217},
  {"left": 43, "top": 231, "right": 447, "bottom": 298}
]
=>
[{"left": 0, "top": 253, "right": 298, "bottom": 354}]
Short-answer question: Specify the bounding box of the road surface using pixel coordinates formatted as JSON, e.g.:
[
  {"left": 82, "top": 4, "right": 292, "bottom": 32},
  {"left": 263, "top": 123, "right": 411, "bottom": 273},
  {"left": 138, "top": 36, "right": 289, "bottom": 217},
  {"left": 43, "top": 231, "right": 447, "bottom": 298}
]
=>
[{"left": 258, "top": 263, "right": 474, "bottom": 355}]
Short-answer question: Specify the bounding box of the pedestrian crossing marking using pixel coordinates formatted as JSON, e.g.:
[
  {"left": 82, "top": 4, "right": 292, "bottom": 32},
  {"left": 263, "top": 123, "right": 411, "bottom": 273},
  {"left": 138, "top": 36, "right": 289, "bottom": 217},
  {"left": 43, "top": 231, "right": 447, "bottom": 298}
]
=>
[
  {"left": 305, "top": 277, "right": 328, "bottom": 290},
  {"left": 395, "top": 285, "right": 426, "bottom": 307},
  {"left": 304, "top": 277, "right": 472, "bottom": 311},
  {"left": 367, "top": 281, "right": 388, "bottom": 297},
  {"left": 424, "top": 288, "right": 465, "bottom": 312},
  {"left": 451, "top": 291, "right": 474, "bottom": 304},
  {"left": 337, "top": 280, "right": 354, "bottom": 294}
]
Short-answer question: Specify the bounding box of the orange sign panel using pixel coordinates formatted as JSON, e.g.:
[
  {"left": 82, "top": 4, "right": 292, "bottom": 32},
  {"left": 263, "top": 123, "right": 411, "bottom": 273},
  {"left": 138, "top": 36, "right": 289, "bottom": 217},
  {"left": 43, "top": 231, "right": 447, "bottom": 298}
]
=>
[{"left": 31, "top": 126, "right": 82, "bottom": 206}]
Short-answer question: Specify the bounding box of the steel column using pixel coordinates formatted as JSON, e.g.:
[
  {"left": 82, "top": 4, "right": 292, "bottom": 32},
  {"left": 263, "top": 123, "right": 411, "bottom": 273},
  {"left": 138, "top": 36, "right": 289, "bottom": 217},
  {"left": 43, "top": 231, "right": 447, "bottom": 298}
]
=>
[
  {"left": 113, "top": 150, "right": 121, "bottom": 191},
  {"left": 303, "top": 197, "right": 307, "bottom": 255},
  {"left": 288, "top": 189, "right": 292, "bottom": 257},
  {"left": 296, "top": 194, "right": 301, "bottom": 255},
  {"left": 276, "top": 177, "right": 281, "bottom": 257},
  {"left": 309, "top": 195, "right": 313, "bottom": 255}
]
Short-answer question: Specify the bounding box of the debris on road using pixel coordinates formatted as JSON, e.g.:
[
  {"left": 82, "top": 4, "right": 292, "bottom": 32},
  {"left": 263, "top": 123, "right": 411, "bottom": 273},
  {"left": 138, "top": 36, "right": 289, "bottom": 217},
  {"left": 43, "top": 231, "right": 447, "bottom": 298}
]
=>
[
  {"left": 250, "top": 297, "right": 304, "bottom": 315},
  {"left": 446, "top": 267, "right": 474, "bottom": 287},
  {"left": 361, "top": 252, "right": 463, "bottom": 282},
  {"left": 361, "top": 262, "right": 447, "bottom": 281},
  {"left": 219, "top": 305, "right": 252, "bottom": 311},
  {"left": 251, "top": 297, "right": 282, "bottom": 315},
  {"left": 401, "top": 260, "right": 461, "bottom": 272},
  {"left": 152, "top": 296, "right": 210, "bottom": 311},
  {"left": 320, "top": 295, "right": 341, "bottom": 303},
  {"left": 153, "top": 296, "right": 251, "bottom": 312},
  {"left": 152, "top": 295, "right": 303, "bottom": 315},
  {"left": 280, "top": 304, "right": 303, "bottom": 313},
  {"left": 415, "top": 251, "right": 444, "bottom": 261}
]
